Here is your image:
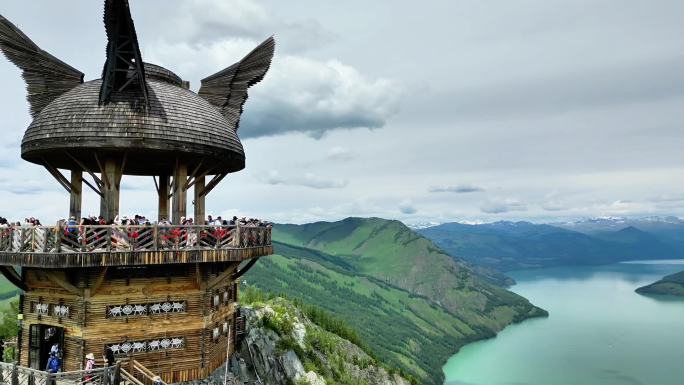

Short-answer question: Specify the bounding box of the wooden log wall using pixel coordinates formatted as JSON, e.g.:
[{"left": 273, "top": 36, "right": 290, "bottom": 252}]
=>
[
  {"left": 18, "top": 262, "right": 242, "bottom": 383},
  {"left": 20, "top": 269, "right": 85, "bottom": 371}
]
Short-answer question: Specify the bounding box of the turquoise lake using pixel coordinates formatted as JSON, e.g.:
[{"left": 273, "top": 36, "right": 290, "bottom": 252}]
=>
[{"left": 442, "top": 260, "right": 684, "bottom": 385}]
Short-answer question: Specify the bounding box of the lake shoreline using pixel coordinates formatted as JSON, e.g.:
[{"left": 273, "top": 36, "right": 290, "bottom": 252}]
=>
[{"left": 442, "top": 260, "right": 684, "bottom": 385}]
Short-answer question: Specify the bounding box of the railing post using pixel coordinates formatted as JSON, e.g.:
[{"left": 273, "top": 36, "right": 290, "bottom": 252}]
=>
[
  {"left": 11, "top": 363, "right": 18, "bottom": 385},
  {"left": 106, "top": 227, "right": 112, "bottom": 252},
  {"left": 153, "top": 224, "right": 159, "bottom": 251},
  {"left": 19, "top": 228, "right": 25, "bottom": 252},
  {"left": 113, "top": 362, "right": 121, "bottom": 385},
  {"left": 55, "top": 224, "right": 62, "bottom": 253},
  {"left": 43, "top": 228, "right": 50, "bottom": 252},
  {"left": 81, "top": 227, "right": 87, "bottom": 252},
  {"left": 103, "top": 366, "right": 110, "bottom": 385}
]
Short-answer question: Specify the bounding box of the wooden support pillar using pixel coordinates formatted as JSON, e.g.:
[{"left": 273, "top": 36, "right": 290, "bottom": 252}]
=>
[
  {"left": 100, "top": 158, "right": 121, "bottom": 223},
  {"left": 69, "top": 170, "right": 83, "bottom": 220},
  {"left": 194, "top": 175, "right": 205, "bottom": 225},
  {"left": 172, "top": 163, "right": 187, "bottom": 224},
  {"left": 158, "top": 173, "right": 170, "bottom": 222}
]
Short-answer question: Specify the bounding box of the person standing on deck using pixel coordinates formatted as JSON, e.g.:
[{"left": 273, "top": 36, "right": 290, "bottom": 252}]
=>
[
  {"left": 103, "top": 347, "right": 116, "bottom": 383},
  {"left": 46, "top": 351, "right": 61, "bottom": 385},
  {"left": 50, "top": 343, "right": 60, "bottom": 357},
  {"left": 46, "top": 351, "right": 61, "bottom": 372},
  {"left": 84, "top": 353, "right": 96, "bottom": 383}
]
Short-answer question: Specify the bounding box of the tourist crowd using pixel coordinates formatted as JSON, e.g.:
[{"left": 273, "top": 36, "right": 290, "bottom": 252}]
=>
[
  {"left": 0, "top": 213, "right": 272, "bottom": 250},
  {"left": 0, "top": 214, "right": 272, "bottom": 228}
]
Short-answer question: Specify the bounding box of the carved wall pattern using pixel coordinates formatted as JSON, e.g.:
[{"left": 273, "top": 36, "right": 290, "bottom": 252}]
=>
[
  {"left": 32, "top": 302, "right": 69, "bottom": 317},
  {"left": 106, "top": 301, "right": 186, "bottom": 318},
  {"left": 107, "top": 337, "right": 185, "bottom": 356}
]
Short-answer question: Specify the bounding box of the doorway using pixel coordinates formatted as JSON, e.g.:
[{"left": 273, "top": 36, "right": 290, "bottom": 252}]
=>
[{"left": 28, "top": 324, "right": 64, "bottom": 370}]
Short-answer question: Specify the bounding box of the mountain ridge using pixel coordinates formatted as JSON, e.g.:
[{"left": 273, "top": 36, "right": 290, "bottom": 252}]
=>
[
  {"left": 245, "top": 216, "right": 547, "bottom": 385},
  {"left": 419, "top": 219, "right": 684, "bottom": 271}
]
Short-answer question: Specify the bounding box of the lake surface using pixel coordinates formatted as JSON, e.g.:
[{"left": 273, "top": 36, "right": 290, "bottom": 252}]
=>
[{"left": 443, "top": 261, "right": 684, "bottom": 385}]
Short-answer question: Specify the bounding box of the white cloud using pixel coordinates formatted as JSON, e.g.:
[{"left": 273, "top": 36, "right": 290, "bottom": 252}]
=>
[
  {"left": 429, "top": 184, "right": 485, "bottom": 193},
  {"left": 327, "top": 146, "right": 354, "bottom": 161},
  {"left": 142, "top": 2, "right": 402, "bottom": 139},
  {"left": 241, "top": 56, "right": 402, "bottom": 138},
  {"left": 0, "top": 0, "right": 683, "bottom": 225},
  {"left": 262, "top": 170, "right": 348, "bottom": 189},
  {"left": 481, "top": 199, "right": 527, "bottom": 214},
  {"left": 399, "top": 199, "right": 417, "bottom": 215}
]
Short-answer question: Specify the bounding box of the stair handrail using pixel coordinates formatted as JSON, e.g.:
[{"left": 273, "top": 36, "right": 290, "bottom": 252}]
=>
[{"left": 130, "top": 360, "right": 167, "bottom": 385}]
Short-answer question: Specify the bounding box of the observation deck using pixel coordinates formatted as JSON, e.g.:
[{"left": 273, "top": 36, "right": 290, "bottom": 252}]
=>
[{"left": 0, "top": 224, "right": 272, "bottom": 268}]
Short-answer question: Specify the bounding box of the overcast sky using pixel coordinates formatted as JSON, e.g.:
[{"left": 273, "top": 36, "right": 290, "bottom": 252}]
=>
[{"left": 1, "top": 0, "right": 683, "bottom": 225}]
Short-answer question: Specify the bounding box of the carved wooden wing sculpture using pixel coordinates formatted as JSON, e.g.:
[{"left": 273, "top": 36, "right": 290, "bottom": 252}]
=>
[
  {"left": 198, "top": 36, "right": 275, "bottom": 132},
  {"left": 0, "top": 14, "right": 84, "bottom": 118}
]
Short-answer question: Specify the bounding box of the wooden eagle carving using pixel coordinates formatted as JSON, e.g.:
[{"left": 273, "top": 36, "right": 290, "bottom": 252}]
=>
[{"left": 0, "top": 0, "right": 275, "bottom": 133}]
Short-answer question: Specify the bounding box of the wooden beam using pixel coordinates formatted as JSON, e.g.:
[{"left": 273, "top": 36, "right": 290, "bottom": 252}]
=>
[
  {"left": 172, "top": 162, "right": 187, "bottom": 224},
  {"left": 90, "top": 267, "right": 109, "bottom": 296},
  {"left": 194, "top": 175, "right": 205, "bottom": 225},
  {"left": 83, "top": 177, "right": 103, "bottom": 197},
  {"left": 186, "top": 168, "right": 211, "bottom": 190},
  {"left": 69, "top": 170, "right": 83, "bottom": 220},
  {"left": 118, "top": 152, "right": 128, "bottom": 186},
  {"left": 206, "top": 264, "right": 238, "bottom": 290},
  {"left": 195, "top": 264, "right": 202, "bottom": 290},
  {"left": 158, "top": 174, "right": 170, "bottom": 222},
  {"left": 100, "top": 158, "right": 121, "bottom": 222},
  {"left": 185, "top": 159, "right": 205, "bottom": 190},
  {"left": 94, "top": 152, "right": 110, "bottom": 188},
  {"left": 0, "top": 266, "right": 27, "bottom": 291},
  {"left": 66, "top": 151, "right": 103, "bottom": 188},
  {"left": 232, "top": 258, "right": 260, "bottom": 280},
  {"left": 42, "top": 160, "right": 75, "bottom": 193},
  {"left": 44, "top": 271, "right": 82, "bottom": 296},
  {"left": 198, "top": 173, "right": 227, "bottom": 198}
]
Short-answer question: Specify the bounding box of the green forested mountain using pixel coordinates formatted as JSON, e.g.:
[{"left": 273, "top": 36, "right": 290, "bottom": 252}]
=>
[
  {"left": 636, "top": 270, "right": 684, "bottom": 296},
  {"left": 245, "top": 217, "right": 546, "bottom": 385}
]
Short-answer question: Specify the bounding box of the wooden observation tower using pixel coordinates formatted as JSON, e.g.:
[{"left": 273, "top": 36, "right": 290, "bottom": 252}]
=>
[{"left": 0, "top": 0, "right": 274, "bottom": 381}]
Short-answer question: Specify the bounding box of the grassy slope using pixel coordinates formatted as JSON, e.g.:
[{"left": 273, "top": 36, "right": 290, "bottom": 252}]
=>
[
  {"left": 276, "top": 218, "right": 542, "bottom": 330},
  {"left": 246, "top": 218, "right": 547, "bottom": 384},
  {"left": 636, "top": 270, "right": 684, "bottom": 296},
  {"left": 0, "top": 277, "right": 19, "bottom": 307}
]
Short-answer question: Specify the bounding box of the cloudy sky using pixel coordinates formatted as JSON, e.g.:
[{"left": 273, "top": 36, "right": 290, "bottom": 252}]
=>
[{"left": 1, "top": 0, "right": 683, "bottom": 225}]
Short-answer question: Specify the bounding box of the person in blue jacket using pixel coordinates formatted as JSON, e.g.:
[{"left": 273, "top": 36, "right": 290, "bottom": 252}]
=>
[{"left": 45, "top": 351, "right": 61, "bottom": 385}]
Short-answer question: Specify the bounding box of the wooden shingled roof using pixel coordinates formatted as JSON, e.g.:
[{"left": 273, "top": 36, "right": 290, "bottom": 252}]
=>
[
  {"left": 21, "top": 78, "right": 246, "bottom": 175},
  {"left": 0, "top": 0, "right": 275, "bottom": 177}
]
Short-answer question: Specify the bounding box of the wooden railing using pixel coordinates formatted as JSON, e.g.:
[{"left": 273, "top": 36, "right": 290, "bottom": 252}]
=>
[
  {"left": 0, "top": 362, "right": 126, "bottom": 385},
  {"left": 0, "top": 224, "right": 271, "bottom": 254},
  {"left": 127, "top": 360, "right": 166, "bottom": 385}
]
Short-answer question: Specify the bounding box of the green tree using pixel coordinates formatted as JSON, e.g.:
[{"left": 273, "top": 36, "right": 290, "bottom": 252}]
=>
[{"left": 0, "top": 299, "right": 20, "bottom": 362}]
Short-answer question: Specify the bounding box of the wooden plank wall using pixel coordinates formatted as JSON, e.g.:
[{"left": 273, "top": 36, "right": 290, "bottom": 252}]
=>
[
  {"left": 19, "top": 262, "right": 242, "bottom": 382},
  {"left": 20, "top": 270, "right": 84, "bottom": 370}
]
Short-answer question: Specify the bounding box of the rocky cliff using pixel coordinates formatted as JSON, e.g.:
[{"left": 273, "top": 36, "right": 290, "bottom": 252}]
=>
[{"left": 188, "top": 298, "right": 411, "bottom": 385}]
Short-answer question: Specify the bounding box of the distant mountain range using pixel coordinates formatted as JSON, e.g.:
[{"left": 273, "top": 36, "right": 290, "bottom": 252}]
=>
[
  {"left": 245, "top": 217, "right": 546, "bottom": 385},
  {"left": 418, "top": 217, "right": 684, "bottom": 271}
]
